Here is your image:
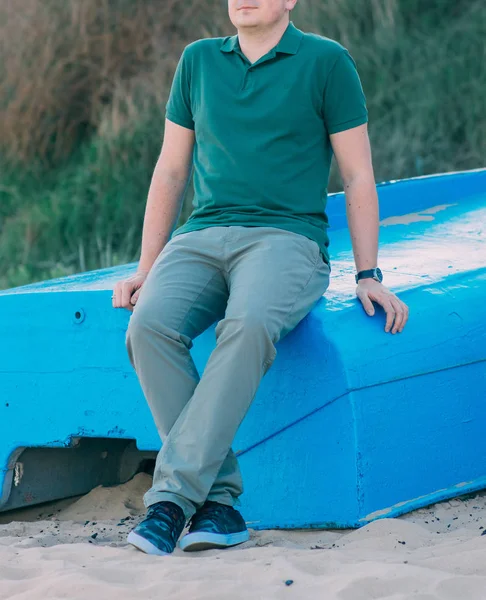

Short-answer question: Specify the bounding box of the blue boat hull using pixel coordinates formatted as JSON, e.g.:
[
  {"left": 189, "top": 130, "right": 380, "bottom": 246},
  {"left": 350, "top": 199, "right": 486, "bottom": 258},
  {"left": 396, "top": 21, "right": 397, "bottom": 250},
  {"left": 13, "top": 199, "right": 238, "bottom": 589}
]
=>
[{"left": 1, "top": 168, "right": 485, "bottom": 528}]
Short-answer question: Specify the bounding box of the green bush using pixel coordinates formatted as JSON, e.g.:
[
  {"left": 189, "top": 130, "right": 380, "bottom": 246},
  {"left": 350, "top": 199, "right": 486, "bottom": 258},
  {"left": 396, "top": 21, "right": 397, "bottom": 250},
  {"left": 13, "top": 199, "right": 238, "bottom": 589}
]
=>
[{"left": 0, "top": 0, "right": 485, "bottom": 289}]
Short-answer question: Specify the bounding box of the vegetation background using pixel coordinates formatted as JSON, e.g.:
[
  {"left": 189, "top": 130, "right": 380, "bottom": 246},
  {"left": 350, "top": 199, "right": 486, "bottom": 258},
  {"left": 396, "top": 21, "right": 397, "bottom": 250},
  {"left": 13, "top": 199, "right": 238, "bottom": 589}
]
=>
[{"left": 0, "top": 0, "right": 484, "bottom": 289}]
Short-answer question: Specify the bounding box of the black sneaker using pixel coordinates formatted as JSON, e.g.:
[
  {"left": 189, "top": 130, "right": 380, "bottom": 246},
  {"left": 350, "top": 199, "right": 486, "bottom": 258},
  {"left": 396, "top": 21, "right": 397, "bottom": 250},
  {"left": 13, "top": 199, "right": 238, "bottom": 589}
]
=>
[
  {"left": 127, "top": 501, "right": 186, "bottom": 556},
  {"left": 179, "top": 500, "right": 250, "bottom": 551}
]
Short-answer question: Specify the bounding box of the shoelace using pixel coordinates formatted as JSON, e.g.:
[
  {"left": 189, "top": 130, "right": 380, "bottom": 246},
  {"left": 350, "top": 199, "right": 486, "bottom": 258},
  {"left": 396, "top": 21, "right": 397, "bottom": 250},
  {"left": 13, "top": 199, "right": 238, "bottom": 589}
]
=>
[
  {"left": 146, "top": 502, "right": 185, "bottom": 530},
  {"left": 189, "top": 502, "right": 230, "bottom": 529}
]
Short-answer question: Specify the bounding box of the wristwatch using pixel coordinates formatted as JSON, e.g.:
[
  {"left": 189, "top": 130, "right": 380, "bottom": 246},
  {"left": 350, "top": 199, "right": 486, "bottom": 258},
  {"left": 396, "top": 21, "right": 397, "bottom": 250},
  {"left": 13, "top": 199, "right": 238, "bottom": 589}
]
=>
[{"left": 355, "top": 267, "right": 383, "bottom": 284}]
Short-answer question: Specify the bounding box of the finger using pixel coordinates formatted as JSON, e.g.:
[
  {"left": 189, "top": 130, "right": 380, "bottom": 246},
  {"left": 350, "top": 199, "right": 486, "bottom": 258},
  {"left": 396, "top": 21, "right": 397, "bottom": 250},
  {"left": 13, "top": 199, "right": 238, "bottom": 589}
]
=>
[
  {"left": 390, "top": 298, "right": 405, "bottom": 333},
  {"left": 387, "top": 298, "right": 401, "bottom": 332},
  {"left": 399, "top": 302, "right": 409, "bottom": 332},
  {"left": 121, "top": 281, "right": 135, "bottom": 308},
  {"left": 365, "top": 302, "right": 375, "bottom": 316},
  {"left": 131, "top": 289, "right": 141, "bottom": 306},
  {"left": 383, "top": 300, "right": 396, "bottom": 333},
  {"left": 359, "top": 292, "right": 375, "bottom": 316},
  {"left": 393, "top": 299, "right": 408, "bottom": 332},
  {"left": 112, "top": 283, "right": 120, "bottom": 308}
]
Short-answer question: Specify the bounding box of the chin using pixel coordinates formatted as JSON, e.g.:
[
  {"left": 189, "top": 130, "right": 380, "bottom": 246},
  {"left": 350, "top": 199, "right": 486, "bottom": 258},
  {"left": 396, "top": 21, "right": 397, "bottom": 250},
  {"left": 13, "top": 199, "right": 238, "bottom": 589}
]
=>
[{"left": 234, "top": 16, "right": 261, "bottom": 28}]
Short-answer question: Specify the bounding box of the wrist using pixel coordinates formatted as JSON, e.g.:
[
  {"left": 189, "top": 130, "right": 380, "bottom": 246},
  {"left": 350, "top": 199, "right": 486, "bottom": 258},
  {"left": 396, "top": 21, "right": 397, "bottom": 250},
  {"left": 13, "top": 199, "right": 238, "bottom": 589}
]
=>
[{"left": 355, "top": 267, "right": 383, "bottom": 284}]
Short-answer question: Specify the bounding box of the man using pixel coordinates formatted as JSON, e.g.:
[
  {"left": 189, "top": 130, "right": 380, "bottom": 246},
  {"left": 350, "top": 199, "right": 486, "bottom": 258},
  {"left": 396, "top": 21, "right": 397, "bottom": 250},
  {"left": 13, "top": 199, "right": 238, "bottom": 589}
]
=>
[{"left": 112, "top": 0, "right": 409, "bottom": 556}]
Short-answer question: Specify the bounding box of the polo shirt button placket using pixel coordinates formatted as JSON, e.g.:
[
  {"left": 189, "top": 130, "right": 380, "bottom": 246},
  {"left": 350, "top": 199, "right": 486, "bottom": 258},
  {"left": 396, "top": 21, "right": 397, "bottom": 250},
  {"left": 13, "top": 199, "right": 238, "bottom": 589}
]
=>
[{"left": 241, "top": 68, "right": 250, "bottom": 92}]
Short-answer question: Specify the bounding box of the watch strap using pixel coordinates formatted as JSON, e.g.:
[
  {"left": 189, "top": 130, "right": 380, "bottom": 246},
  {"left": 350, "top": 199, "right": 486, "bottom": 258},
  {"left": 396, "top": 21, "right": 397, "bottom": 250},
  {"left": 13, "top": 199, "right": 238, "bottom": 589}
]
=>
[{"left": 355, "top": 268, "right": 382, "bottom": 284}]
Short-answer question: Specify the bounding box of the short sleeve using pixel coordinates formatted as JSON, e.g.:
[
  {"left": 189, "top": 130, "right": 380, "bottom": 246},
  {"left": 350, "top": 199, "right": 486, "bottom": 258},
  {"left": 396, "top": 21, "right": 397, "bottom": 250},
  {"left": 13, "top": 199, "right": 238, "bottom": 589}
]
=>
[
  {"left": 322, "top": 50, "right": 368, "bottom": 134},
  {"left": 165, "top": 48, "right": 195, "bottom": 130}
]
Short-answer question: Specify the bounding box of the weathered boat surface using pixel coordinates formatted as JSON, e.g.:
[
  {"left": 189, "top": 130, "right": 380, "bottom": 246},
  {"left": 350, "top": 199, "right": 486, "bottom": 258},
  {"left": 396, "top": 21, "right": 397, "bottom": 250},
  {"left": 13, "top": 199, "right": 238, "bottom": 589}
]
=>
[{"left": 1, "top": 168, "right": 485, "bottom": 528}]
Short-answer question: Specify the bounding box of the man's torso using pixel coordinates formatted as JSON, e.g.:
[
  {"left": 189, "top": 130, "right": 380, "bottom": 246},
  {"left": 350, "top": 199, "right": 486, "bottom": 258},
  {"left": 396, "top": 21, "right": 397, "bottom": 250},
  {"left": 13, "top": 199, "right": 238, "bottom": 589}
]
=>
[{"left": 167, "top": 22, "right": 368, "bottom": 266}]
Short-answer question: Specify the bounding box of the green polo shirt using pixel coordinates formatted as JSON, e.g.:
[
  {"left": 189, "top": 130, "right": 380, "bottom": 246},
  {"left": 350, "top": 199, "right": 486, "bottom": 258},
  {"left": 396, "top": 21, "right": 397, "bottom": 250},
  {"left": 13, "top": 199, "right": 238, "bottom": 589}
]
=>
[{"left": 166, "top": 21, "right": 368, "bottom": 266}]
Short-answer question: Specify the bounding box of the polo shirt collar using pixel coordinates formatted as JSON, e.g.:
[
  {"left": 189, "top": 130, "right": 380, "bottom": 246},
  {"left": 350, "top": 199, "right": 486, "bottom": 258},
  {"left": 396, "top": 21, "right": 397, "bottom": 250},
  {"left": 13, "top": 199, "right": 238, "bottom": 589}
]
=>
[{"left": 220, "top": 21, "right": 303, "bottom": 55}]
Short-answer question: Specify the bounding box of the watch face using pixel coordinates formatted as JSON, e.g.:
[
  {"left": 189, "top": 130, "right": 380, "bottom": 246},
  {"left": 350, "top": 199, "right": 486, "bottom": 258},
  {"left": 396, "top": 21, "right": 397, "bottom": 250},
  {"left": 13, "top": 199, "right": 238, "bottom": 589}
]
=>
[{"left": 375, "top": 268, "right": 383, "bottom": 282}]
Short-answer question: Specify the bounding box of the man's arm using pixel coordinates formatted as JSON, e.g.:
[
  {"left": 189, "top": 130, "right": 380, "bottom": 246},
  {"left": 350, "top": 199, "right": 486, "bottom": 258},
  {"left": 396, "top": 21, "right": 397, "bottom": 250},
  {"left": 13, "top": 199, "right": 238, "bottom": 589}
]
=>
[
  {"left": 330, "top": 122, "right": 378, "bottom": 273},
  {"left": 330, "top": 123, "right": 409, "bottom": 334},
  {"left": 137, "top": 119, "right": 195, "bottom": 274}
]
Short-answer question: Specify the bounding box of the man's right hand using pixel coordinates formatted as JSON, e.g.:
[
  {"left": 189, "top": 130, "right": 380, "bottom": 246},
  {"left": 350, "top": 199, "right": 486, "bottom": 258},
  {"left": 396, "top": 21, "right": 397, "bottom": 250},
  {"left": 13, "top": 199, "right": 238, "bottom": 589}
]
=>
[{"left": 112, "top": 270, "right": 149, "bottom": 312}]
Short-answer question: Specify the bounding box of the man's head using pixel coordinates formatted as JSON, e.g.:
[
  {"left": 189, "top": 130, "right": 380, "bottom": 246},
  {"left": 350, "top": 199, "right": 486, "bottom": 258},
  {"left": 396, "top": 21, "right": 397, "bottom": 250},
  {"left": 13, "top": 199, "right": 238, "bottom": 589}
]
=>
[{"left": 228, "top": 0, "right": 298, "bottom": 31}]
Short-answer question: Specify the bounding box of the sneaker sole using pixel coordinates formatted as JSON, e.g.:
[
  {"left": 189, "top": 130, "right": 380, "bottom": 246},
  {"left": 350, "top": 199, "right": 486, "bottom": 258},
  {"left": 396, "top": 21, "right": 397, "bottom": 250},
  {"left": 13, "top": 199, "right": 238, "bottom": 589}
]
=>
[
  {"left": 127, "top": 531, "right": 171, "bottom": 556},
  {"left": 179, "top": 530, "right": 250, "bottom": 552}
]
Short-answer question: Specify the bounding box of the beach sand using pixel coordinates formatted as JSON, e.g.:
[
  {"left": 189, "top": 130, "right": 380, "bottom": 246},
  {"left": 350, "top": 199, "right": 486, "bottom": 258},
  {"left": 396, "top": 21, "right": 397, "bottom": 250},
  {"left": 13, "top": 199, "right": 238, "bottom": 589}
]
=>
[{"left": 1, "top": 473, "right": 485, "bottom": 599}]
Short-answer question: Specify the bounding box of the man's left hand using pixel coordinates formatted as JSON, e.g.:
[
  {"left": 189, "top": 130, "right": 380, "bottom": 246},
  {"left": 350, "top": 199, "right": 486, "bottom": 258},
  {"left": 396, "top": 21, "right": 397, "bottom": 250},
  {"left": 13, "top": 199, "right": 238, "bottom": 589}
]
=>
[{"left": 356, "top": 279, "right": 409, "bottom": 334}]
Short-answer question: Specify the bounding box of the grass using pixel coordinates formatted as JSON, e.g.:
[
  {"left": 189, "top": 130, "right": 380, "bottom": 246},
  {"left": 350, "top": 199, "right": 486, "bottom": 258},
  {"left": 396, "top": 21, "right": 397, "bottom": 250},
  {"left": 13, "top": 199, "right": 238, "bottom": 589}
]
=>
[{"left": 0, "top": 0, "right": 485, "bottom": 289}]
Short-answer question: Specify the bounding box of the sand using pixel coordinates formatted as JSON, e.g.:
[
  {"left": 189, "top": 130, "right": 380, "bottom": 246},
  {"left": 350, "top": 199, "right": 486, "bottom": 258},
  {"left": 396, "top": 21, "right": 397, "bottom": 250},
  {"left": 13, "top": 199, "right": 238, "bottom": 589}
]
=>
[{"left": 1, "top": 473, "right": 486, "bottom": 600}]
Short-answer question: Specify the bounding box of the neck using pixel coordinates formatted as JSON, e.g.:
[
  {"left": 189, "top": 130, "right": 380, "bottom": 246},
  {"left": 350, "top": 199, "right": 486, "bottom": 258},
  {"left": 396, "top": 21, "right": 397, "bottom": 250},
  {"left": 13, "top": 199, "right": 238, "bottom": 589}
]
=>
[{"left": 237, "top": 16, "right": 290, "bottom": 63}]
